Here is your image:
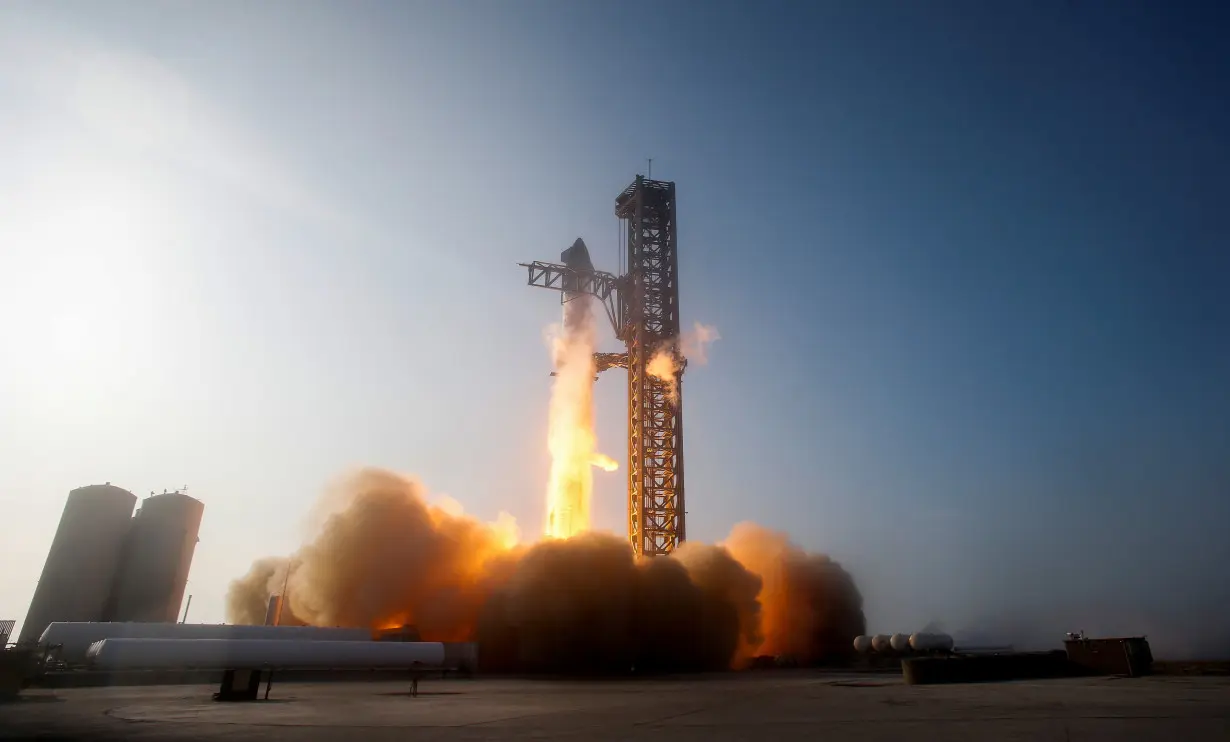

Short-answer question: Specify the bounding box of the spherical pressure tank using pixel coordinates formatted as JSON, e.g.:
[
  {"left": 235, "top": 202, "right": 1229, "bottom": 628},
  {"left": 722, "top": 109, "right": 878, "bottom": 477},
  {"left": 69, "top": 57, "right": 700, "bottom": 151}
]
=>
[
  {"left": 18, "top": 485, "right": 137, "bottom": 645},
  {"left": 86, "top": 638, "right": 447, "bottom": 670},
  {"left": 852, "top": 635, "right": 873, "bottom": 653},
  {"left": 908, "top": 632, "right": 955, "bottom": 652},
  {"left": 108, "top": 492, "right": 205, "bottom": 623},
  {"left": 40, "top": 622, "right": 372, "bottom": 665},
  {"left": 871, "top": 634, "right": 892, "bottom": 652},
  {"left": 890, "top": 633, "right": 912, "bottom": 652}
]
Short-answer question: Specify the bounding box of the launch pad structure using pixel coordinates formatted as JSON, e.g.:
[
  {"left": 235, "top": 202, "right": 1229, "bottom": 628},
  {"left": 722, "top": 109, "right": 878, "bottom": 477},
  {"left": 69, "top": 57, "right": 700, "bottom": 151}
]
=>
[{"left": 520, "top": 176, "right": 685, "bottom": 557}]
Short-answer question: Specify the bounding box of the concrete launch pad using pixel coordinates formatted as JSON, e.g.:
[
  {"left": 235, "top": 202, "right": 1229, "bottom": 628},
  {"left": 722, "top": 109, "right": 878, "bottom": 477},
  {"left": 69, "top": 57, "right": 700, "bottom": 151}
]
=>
[{"left": 2, "top": 671, "right": 1227, "bottom": 741}]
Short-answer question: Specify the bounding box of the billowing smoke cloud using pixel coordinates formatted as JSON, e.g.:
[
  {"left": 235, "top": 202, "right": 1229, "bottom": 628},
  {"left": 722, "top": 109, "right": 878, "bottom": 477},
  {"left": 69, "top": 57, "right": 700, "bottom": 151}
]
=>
[
  {"left": 226, "top": 469, "right": 865, "bottom": 673},
  {"left": 226, "top": 557, "right": 289, "bottom": 626},
  {"left": 673, "top": 540, "right": 765, "bottom": 653},
  {"left": 648, "top": 322, "right": 722, "bottom": 403},
  {"left": 478, "top": 533, "right": 760, "bottom": 673},
  {"left": 227, "top": 469, "right": 520, "bottom": 639},
  {"left": 724, "top": 523, "right": 867, "bottom": 664},
  {"left": 646, "top": 349, "right": 681, "bottom": 404},
  {"left": 682, "top": 322, "right": 722, "bottom": 364}
]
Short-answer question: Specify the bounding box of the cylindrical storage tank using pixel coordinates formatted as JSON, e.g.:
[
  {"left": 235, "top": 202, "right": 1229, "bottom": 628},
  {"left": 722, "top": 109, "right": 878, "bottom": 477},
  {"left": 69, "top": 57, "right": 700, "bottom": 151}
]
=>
[
  {"left": 890, "top": 633, "right": 912, "bottom": 652},
  {"left": 107, "top": 493, "right": 205, "bottom": 623},
  {"left": 18, "top": 485, "right": 137, "bottom": 645},
  {"left": 871, "top": 634, "right": 892, "bottom": 652},
  {"left": 87, "top": 639, "right": 446, "bottom": 670},
  {"left": 852, "top": 635, "right": 873, "bottom": 653},
  {"left": 909, "top": 632, "right": 955, "bottom": 652},
  {"left": 39, "top": 622, "right": 373, "bottom": 665}
]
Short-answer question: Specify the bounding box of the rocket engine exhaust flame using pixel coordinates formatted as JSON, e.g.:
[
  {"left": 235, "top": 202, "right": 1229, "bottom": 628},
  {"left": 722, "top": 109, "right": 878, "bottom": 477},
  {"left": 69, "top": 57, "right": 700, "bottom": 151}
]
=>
[
  {"left": 544, "top": 238, "right": 617, "bottom": 539},
  {"left": 589, "top": 453, "right": 619, "bottom": 472},
  {"left": 226, "top": 469, "right": 865, "bottom": 674}
]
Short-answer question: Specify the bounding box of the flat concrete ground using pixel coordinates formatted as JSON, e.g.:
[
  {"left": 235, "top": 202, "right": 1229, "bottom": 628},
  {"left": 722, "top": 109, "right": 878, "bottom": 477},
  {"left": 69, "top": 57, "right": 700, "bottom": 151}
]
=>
[{"left": 2, "top": 672, "right": 1228, "bottom": 741}]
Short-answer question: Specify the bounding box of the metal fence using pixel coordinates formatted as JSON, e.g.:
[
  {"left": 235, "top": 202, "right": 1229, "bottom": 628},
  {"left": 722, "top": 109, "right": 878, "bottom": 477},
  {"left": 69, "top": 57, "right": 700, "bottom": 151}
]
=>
[{"left": 0, "top": 620, "right": 15, "bottom": 647}]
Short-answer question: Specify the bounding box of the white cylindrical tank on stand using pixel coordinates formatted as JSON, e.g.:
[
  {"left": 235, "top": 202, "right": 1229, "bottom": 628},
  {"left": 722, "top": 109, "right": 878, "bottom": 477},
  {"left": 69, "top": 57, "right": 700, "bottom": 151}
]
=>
[
  {"left": 41, "top": 623, "right": 372, "bottom": 665},
  {"left": 871, "top": 634, "right": 892, "bottom": 652},
  {"left": 86, "top": 638, "right": 446, "bottom": 670},
  {"left": 852, "top": 635, "right": 873, "bottom": 653},
  {"left": 890, "top": 633, "right": 911, "bottom": 652},
  {"left": 908, "top": 633, "right": 954, "bottom": 652}
]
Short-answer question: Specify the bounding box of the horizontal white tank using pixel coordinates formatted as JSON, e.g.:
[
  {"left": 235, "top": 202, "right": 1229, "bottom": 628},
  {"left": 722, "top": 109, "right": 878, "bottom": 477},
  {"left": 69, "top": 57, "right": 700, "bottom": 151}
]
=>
[
  {"left": 908, "top": 632, "right": 955, "bottom": 652},
  {"left": 39, "top": 622, "right": 372, "bottom": 665},
  {"left": 852, "top": 635, "right": 873, "bottom": 653},
  {"left": 86, "top": 638, "right": 447, "bottom": 670},
  {"left": 889, "top": 633, "right": 911, "bottom": 652},
  {"left": 871, "top": 634, "right": 892, "bottom": 652}
]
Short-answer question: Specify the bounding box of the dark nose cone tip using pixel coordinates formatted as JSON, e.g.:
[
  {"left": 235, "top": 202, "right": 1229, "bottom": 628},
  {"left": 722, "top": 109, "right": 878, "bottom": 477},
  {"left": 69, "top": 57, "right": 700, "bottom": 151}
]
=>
[{"left": 561, "top": 238, "right": 594, "bottom": 271}]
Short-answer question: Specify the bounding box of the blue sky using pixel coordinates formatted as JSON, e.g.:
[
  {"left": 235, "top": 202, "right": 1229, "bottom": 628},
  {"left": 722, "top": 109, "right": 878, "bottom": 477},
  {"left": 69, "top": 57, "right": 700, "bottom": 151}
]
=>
[{"left": 1, "top": 0, "right": 1227, "bottom": 655}]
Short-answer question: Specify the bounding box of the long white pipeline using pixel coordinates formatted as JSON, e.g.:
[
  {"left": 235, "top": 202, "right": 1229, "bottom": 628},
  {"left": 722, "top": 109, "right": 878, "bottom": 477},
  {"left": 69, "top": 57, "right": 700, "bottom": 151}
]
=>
[{"left": 86, "top": 638, "right": 446, "bottom": 670}]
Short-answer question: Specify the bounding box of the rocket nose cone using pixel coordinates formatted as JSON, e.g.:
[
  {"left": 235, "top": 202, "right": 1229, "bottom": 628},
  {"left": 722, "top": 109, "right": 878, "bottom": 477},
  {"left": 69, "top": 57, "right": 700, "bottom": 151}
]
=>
[{"left": 561, "top": 238, "right": 594, "bottom": 270}]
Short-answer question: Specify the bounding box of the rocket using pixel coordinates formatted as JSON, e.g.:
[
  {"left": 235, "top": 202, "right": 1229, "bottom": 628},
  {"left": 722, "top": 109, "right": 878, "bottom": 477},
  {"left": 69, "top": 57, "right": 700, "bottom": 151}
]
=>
[
  {"left": 559, "top": 237, "right": 594, "bottom": 332},
  {"left": 551, "top": 238, "right": 597, "bottom": 379},
  {"left": 560, "top": 237, "right": 594, "bottom": 293}
]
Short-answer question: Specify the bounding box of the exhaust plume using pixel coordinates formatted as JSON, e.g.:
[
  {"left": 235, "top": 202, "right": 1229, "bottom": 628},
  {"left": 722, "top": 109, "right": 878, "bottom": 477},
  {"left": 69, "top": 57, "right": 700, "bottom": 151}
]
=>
[
  {"left": 544, "top": 239, "right": 617, "bottom": 539},
  {"left": 226, "top": 469, "right": 865, "bottom": 673}
]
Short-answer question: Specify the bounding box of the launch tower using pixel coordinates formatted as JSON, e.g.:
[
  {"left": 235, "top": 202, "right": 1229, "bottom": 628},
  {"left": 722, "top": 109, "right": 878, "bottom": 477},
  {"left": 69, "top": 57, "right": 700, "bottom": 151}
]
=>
[{"left": 520, "top": 176, "right": 684, "bottom": 556}]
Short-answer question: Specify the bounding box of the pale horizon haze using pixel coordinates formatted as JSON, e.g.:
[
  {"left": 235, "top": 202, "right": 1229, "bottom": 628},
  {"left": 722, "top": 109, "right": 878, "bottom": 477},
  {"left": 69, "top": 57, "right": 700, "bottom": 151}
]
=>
[{"left": 2, "top": 1, "right": 1227, "bottom": 657}]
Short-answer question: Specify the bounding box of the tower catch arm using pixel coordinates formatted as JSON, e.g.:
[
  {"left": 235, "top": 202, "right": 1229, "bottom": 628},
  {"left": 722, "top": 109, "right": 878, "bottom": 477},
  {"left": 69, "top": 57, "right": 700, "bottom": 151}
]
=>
[{"left": 518, "top": 261, "right": 623, "bottom": 338}]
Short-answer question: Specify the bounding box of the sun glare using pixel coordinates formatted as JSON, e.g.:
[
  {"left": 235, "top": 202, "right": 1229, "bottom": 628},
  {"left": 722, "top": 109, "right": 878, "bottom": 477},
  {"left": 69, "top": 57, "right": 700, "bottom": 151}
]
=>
[{"left": 5, "top": 166, "right": 168, "bottom": 394}]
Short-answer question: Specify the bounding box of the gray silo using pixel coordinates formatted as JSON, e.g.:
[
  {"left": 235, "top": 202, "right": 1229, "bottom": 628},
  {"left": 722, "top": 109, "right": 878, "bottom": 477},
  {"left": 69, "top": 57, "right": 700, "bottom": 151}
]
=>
[
  {"left": 18, "top": 484, "right": 137, "bottom": 644},
  {"left": 107, "top": 492, "right": 204, "bottom": 623}
]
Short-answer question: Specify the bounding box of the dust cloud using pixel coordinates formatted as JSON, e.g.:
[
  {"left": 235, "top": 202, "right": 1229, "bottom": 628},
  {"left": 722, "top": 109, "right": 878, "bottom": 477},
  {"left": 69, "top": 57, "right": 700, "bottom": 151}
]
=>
[
  {"left": 226, "top": 557, "right": 287, "bottom": 625},
  {"left": 226, "top": 468, "right": 865, "bottom": 673},
  {"left": 724, "top": 523, "right": 867, "bottom": 664},
  {"left": 227, "top": 469, "right": 520, "bottom": 640},
  {"left": 477, "top": 532, "right": 757, "bottom": 673}
]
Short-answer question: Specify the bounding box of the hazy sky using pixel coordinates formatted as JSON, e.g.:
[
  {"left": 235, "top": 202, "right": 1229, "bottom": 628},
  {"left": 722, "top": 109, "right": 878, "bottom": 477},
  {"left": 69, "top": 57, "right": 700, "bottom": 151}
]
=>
[{"left": 2, "top": 1, "right": 1227, "bottom": 655}]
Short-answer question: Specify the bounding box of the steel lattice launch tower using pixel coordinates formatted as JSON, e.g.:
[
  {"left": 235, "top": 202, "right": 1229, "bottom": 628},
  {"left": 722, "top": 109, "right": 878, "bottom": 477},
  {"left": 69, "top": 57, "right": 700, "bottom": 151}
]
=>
[{"left": 521, "top": 176, "right": 684, "bottom": 556}]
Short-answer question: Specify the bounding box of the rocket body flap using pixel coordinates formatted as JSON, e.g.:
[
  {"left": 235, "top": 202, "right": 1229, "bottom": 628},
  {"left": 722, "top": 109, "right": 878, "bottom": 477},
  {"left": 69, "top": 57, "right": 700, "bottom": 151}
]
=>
[{"left": 561, "top": 238, "right": 594, "bottom": 271}]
